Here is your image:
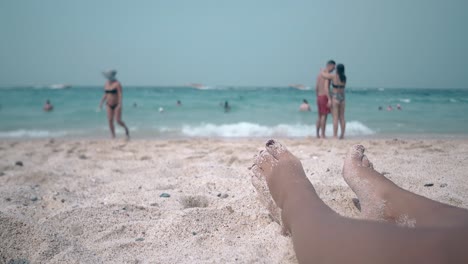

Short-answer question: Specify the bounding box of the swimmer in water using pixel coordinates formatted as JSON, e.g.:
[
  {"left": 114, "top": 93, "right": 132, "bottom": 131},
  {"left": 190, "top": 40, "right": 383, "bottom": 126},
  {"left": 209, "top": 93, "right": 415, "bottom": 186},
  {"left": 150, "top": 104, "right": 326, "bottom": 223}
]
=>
[
  {"left": 43, "top": 99, "right": 53, "bottom": 112},
  {"left": 397, "top": 104, "right": 402, "bottom": 110},
  {"left": 177, "top": 100, "right": 182, "bottom": 106},
  {"left": 387, "top": 105, "right": 393, "bottom": 111},
  {"left": 299, "top": 99, "right": 311, "bottom": 112},
  {"left": 224, "top": 101, "right": 231, "bottom": 113}
]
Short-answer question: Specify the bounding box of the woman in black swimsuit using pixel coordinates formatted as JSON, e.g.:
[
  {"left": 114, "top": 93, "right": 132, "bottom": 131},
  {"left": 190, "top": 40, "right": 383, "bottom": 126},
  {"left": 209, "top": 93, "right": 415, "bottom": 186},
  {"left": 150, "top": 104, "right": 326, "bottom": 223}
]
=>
[
  {"left": 99, "top": 70, "right": 130, "bottom": 139},
  {"left": 321, "top": 64, "right": 346, "bottom": 139}
]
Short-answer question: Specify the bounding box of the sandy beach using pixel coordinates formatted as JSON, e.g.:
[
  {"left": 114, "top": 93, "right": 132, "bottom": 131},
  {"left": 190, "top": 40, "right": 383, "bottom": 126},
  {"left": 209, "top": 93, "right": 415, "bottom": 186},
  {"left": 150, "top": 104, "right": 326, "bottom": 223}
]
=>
[{"left": 1, "top": 138, "right": 468, "bottom": 263}]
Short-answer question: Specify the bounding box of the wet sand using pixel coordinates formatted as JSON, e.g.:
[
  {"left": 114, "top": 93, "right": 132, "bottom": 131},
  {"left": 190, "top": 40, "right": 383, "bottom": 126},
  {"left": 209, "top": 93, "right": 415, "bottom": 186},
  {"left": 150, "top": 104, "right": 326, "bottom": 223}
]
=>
[{"left": 1, "top": 138, "right": 467, "bottom": 263}]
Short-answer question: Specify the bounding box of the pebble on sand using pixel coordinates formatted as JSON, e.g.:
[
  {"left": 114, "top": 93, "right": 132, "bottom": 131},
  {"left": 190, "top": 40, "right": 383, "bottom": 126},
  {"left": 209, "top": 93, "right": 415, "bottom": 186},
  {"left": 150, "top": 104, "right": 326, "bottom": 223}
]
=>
[
  {"left": 15, "top": 161, "right": 23, "bottom": 166},
  {"left": 160, "top": 193, "right": 171, "bottom": 198},
  {"left": 217, "top": 193, "right": 229, "bottom": 198},
  {"left": 140, "top": 156, "right": 151, "bottom": 161},
  {"left": 424, "top": 183, "right": 434, "bottom": 187},
  {"left": 226, "top": 206, "right": 234, "bottom": 214}
]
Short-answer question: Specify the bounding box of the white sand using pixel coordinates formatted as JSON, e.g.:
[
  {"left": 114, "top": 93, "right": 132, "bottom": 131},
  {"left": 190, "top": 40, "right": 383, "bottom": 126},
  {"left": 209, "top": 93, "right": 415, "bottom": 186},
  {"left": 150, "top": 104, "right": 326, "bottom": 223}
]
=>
[{"left": 1, "top": 138, "right": 467, "bottom": 263}]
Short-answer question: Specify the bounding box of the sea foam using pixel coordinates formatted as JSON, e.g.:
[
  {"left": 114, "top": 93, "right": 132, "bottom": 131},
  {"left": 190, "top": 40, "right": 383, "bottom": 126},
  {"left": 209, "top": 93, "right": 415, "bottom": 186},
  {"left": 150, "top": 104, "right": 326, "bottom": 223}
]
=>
[
  {"left": 0, "top": 129, "right": 69, "bottom": 138},
  {"left": 181, "top": 121, "right": 374, "bottom": 138},
  {"left": 398, "top": 98, "right": 411, "bottom": 103}
]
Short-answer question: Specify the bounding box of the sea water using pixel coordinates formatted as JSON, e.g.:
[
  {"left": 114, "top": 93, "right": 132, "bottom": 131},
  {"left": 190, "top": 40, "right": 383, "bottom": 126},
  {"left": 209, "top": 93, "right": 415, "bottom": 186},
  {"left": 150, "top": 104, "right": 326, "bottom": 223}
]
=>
[{"left": 0, "top": 86, "right": 467, "bottom": 139}]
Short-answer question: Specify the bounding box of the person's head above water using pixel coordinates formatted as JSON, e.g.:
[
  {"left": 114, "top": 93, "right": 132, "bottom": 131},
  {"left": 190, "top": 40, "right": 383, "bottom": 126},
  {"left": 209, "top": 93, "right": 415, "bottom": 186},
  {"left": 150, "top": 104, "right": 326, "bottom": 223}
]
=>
[
  {"left": 336, "top": 64, "right": 346, "bottom": 83},
  {"left": 102, "top": 69, "right": 117, "bottom": 81},
  {"left": 326, "top": 60, "right": 336, "bottom": 72},
  {"left": 303, "top": 99, "right": 308, "bottom": 104},
  {"left": 43, "top": 99, "right": 53, "bottom": 111}
]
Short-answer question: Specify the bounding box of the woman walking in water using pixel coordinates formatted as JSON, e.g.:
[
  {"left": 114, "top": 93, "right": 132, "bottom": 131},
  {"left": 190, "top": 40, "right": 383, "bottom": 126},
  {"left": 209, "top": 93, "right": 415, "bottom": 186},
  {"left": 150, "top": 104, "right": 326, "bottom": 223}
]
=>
[
  {"left": 322, "top": 64, "right": 346, "bottom": 139},
  {"left": 99, "top": 70, "right": 130, "bottom": 139}
]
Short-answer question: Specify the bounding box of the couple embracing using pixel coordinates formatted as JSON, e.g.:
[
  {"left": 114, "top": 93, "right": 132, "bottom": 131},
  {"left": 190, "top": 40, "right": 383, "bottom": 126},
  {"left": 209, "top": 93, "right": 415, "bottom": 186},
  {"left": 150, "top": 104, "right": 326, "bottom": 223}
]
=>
[{"left": 315, "top": 60, "right": 347, "bottom": 139}]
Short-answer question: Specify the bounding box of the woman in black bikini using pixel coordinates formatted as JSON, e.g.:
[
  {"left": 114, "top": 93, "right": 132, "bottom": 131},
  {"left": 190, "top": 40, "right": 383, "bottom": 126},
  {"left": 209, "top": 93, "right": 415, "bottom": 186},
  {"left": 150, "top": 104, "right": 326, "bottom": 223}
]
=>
[
  {"left": 99, "top": 70, "right": 130, "bottom": 139},
  {"left": 321, "top": 64, "right": 346, "bottom": 139}
]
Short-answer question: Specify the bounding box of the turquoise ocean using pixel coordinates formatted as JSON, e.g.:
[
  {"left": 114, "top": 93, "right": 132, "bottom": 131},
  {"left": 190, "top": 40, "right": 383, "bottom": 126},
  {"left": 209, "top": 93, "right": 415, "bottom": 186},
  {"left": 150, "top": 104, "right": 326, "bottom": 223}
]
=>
[{"left": 0, "top": 86, "right": 467, "bottom": 139}]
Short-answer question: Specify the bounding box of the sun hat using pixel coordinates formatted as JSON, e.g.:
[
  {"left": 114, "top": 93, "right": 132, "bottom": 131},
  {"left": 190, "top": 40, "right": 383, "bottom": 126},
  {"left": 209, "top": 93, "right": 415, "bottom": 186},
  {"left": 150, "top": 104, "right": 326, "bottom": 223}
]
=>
[{"left": 102, "top": 69, "right": 117, "bottom": 81}]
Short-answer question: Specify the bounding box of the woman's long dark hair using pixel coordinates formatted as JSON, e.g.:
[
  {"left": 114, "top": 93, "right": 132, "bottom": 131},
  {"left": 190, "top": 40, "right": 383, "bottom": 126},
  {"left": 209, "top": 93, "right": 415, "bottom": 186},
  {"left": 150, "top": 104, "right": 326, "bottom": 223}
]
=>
[{"left": 337, "top": 64, "right": 346, "bottom": 83}]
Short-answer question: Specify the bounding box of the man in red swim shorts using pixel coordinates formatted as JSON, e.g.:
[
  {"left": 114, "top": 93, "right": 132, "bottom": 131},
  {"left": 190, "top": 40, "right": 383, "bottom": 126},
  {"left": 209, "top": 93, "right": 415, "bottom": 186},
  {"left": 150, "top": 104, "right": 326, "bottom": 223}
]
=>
[{"left": 315, "top": 60, "right": 335, "bottom": 138}]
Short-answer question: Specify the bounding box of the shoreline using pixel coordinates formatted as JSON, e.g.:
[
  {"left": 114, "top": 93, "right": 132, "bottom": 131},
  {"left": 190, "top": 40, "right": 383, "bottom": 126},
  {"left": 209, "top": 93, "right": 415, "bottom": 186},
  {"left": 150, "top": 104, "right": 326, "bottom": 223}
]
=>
[{"left": 1, "top": 132, "right": 468, "bottom": 141}]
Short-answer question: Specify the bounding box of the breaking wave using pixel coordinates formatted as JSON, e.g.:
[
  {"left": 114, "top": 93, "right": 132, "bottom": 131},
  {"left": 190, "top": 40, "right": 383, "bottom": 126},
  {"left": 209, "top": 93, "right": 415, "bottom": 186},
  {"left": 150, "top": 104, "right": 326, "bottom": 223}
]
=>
[{"left": 180, "top": 121, "right": 374, "bottom": 138}]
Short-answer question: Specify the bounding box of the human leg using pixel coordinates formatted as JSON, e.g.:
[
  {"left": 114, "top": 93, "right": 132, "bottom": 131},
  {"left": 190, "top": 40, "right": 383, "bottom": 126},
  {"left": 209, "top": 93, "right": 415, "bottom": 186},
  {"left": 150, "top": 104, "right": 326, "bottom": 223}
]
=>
[
  {"left": 115, "top": 106, "right": 130, "bottom": 138},
  {"left": 339, "top": 101, "right": 346, "bottom": 139},
  {"left": 343, "top": 145, "right": 468, "bottom": 228},
  {"left": 331, "top": 99, "right": 339, "bottom": 139},
  {"left": 316, "top": 96, "right": 330, "bottom": 138},
  {"left": 106, "top": 105, "right": 116, "bottom": 138},
  {"left": 320, "top": 114, "right": 327, "bottom": 138},
  {"left": 251, "top": 140, "right": 468, "bottom": 264},
  {"left": 315, "top": 113, "right": 321, "bottom": 138}
]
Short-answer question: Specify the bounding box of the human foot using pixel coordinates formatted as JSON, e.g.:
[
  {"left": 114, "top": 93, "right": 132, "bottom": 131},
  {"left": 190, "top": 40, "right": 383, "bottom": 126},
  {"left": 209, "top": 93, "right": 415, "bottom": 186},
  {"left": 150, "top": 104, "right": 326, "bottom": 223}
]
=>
[
  {"left": 250, "top": 139, "right": 311, "bottom": 233},
  {"left": 343, "top": 145, "right": 398, "bottom": 223},
  {"left": 344, "top": 145, "right": 468, "bottom": 228},
  {"left": 250, "top": 150, "right": 283, "bottom": 226}
]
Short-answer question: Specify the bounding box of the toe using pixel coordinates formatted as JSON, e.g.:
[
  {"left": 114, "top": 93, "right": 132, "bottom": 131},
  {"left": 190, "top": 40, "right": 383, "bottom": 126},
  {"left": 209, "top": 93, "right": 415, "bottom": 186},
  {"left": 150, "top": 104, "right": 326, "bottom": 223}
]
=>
[
  {"left": 346, "top": 144, "right": 366, "bottom": 165},
  {"left": 254, "top": 150, "right": 277, "bottom": 174},
  {"left": 361, "top": 155, "right": 374, "bottom": 168},
  {"left": 251, "top": 164, "right": 263, "bottom": 177},
  {"left": 361, "top": 155, "right": 371, "bottom": 167},
  {"left": 265, "top": 139, "right": 288, "bottom": 159},
  {"left": 343, "top": 145, "right": 367, "bottom": 176},
  {"left": 251, "top": 165, "right": 265, "bottom": 186}
]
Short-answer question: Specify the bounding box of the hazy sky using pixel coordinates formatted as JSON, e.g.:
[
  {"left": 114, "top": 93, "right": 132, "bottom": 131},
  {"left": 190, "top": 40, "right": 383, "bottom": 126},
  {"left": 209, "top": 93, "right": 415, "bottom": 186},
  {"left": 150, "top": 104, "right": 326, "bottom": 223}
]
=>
[{"left": 1, "top": 0, "right": 467, "bottom": 88}]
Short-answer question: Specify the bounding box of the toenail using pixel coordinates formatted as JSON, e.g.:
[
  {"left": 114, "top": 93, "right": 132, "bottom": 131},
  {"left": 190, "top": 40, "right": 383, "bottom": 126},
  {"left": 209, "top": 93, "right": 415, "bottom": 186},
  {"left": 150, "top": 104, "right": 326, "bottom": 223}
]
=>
[
  {"left": 353, "top": 145, "right": 365, "bottom": 153},
  {"left": 266, "top": 139, "right": 275, "bottom": 147}
]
